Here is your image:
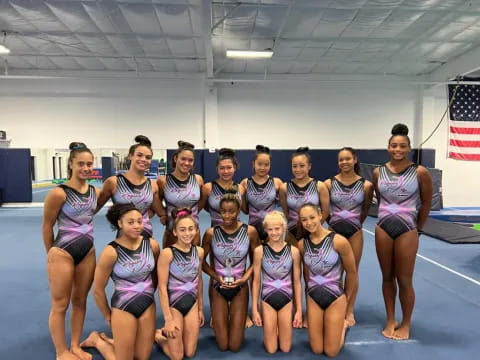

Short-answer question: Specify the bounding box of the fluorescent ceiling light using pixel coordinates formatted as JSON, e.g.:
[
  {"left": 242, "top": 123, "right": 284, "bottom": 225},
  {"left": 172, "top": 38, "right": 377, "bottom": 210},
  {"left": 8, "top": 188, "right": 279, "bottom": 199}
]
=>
[
  {"left": 226, "top": 50, "right": 273, "bottom": 59},
  {"left": 0, "top": 44, "right": 10, "bottom": 55}
]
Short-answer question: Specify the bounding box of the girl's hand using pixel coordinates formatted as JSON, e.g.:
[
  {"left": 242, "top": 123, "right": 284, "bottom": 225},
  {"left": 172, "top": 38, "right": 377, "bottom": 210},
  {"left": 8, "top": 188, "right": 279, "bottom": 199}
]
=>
[
  {"left": 163, "top": 320, "right": 179, "bottom": 339},
  {"left": 293, "top": 311, "right": 302, "bottom": 328},
  {"left": 252, "top": 311, "right": 262, "bottom": 327},
  {"left": 198, "top": 311, "right": 205, "bottom": 327}
]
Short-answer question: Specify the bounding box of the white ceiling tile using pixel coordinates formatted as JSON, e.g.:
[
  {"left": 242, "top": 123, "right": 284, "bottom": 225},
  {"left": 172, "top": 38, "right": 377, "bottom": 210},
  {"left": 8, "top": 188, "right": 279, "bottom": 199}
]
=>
[
  {"left": 119, "top": 4, "right": 162, "bottom": 34},
  {"left": 165, "top": 37, "right": 197, "bottom": 56},
  {"left": 175, "top": 59, "right": 199, "bottom": 72},
  {"left": 290, "top": 61, "right": 316, "bottom": 74},
  {"left": 154, "top": 5, "right": 193, "bottom": 36},
  {"left": 268, "top": 60, "right": 293, "bottom": 73}
]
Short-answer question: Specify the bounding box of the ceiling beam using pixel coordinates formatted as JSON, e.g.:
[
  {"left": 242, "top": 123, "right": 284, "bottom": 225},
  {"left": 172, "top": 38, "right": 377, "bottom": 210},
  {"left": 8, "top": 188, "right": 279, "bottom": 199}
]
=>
[{"left": 201, "top": 0, "right": 214, "bottom": 78}]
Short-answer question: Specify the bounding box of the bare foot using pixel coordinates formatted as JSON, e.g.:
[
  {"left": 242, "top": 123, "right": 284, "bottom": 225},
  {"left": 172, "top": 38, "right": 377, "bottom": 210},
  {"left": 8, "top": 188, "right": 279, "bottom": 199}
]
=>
[
  {"left": 245, "top": 315, "right": 254, "bottom": 329},
  {"left": 80, "top": 331, "right": 101, "bottom": 348},
  {"left": 99, "top": 332, "right": 114, "bottom": 346},
  {"left": 302, "top": 317, "right": 308, "bottom": 329},
  {"left": 56, "top": 350, "right": 80, "bottom": 360},
  {"left": 392, "top": 325, "right": 410, "bottom": 340},
  {"left": 381, "top": 320, "right": 398, "bottom": 339},
  {"left": 345, "top": 313, "right": 356, "bottom": 328},
  {"left": 71, "top": 347, "right": 92, "bottom": 360}
]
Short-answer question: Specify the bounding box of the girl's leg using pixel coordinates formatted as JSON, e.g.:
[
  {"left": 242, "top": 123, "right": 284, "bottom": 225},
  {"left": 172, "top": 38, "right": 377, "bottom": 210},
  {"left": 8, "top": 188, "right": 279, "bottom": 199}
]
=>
[
  {"left": 306, "top": 295, "right": 324, "bottom": 355},
  {"left": 210, "top": 286, "right": 230, "bottom": 351},
  {"left": 80, "top": 331, "right": 115, "bottom": 360},
  {"left": 323, "top": 295, "right": 347, "bottom": 357},
  {"left": 227, "top": 286, "right": 249, "bottom": 352},
  {"left": 261, "top": 301, "right": 279, "bottom": 353},
  {"left": 134, "top": 303, "right": 156, "bottom": 360},
  {"left": 345, "top": 230, "right": 363, "bottom": 327},
  {"left": 47, "top": 248, "right": 76, "bottom": 360},
  {"left": 392, "top": 230, "right": 419, "bottom": 340},
  {"left": 110, "top": 308, "right": 137, "bottom": 360},
  {"left": 70, "top": 249, "right": 96, "bottom": 360},
  {"left": 375, "top": 226, "right": 397, "bottom": 338},
  {"left": 182, "top": 302, "right": 201, "bottom": 358},
  {"left": 276, "top": 301, "right": 294, "bottom": 353}
]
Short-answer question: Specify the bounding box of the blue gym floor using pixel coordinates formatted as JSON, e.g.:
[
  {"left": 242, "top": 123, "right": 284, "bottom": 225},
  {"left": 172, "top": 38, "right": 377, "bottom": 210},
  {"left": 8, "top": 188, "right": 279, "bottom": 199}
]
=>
[{"left": 1, "top": 193, "right": 480, "bottom": 359}]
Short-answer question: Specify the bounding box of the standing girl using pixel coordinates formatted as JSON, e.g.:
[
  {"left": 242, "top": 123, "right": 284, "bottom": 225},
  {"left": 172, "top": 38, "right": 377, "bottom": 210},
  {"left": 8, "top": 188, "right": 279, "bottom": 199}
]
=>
[
  {"left": 373, "top": 124, "right": 432, "bottom": 340},
  {"left": 240, "top": 145, "right": 282, "bottom": 241},
  {"left": 157, "top": 141, "right": 203, "bottom": 247},
  {"left": 43, "top": 142, "right": 98, "bottom": 360},
  {"left": 324, "top": 147, "right": 373, "bottom": 327},
  {"left": 97, "top": 135, "right": 161, "bottom": 237}
]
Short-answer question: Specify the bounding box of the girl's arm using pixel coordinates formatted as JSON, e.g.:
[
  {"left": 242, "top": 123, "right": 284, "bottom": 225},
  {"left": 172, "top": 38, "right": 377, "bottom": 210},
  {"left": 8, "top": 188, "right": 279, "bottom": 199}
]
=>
[
  {"left": 96, "top": 176, "right": 116, "bottom": 212},
  {"left": 157, "top": 248, "right": 179, "bottom": 338},
  {"left": 197, "top": 246, "right": 205, "bottom": 327},
  {"left": 334, "top": 235, "right": 358, "bottom": 312},
  {"left": 198, "top": 182, "right": 212, "bottom": 213},
  {"left": 42, "top": 188, "right": 65, "bottom": 253},
  {"left": 360, "top": 180, "right": 374, "bottom": 223},
  {"left": 416, "top": 166, "right": 433, "bottom": 231},
  {"left": 291, "top": 246, "right": 303, "bottom": 328},
  {"left": 156, "top": 176, "right": 168, "bottom": 225},
  {"left": 317, "top": 181, "right": 330, "bottom": 223},
  {"left": 251, "top": 245, "right": 263, "bottom": 327},
  {"left": 93, "top": 246, "right": 117, "bottom": 326}
]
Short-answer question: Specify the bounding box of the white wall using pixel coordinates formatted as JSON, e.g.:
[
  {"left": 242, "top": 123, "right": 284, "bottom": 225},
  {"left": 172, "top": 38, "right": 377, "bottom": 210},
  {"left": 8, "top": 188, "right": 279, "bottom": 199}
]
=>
[{"left": 217, "top": 83, "right": 419, "bottom": 149}]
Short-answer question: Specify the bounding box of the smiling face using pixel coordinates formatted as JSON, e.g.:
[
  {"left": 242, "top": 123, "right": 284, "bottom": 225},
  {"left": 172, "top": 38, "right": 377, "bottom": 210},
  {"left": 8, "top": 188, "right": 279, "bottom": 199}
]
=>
[
  {"left": 253, "top": 153, "right": 271, "bottom": 177},
  {"left": 69, "top": 151, "right": 94, "bottom": 180},
  {"left": 265, "top": 220, "right": 285, "bottom": 242},
  {"left": 118, "top": 209, "right": 144, "bottom": 238},
  {"left": 217, "top": 159, "right": 236, "bottom": 182},
  {"left": 338, "top": 149, "right": 357, "bottom": 173},
  {"left": 388, "top": 136, "right": 411, "bottom": 161},
  {"left": 291, "top": 154, "right": 311, "bottom": 180},
  {"left": 173, "top": 217, "right": 197, "bottom": 246},
  {"left": 129, "top": 145, "right": 153, "bottom": 172},
  {"left": 220, "top": 200, "right": 240, "bottom": 227},
  {"left": 299, "top": 205, "right": 322, "bottom": 234},
  {"left": 175, "top": 149, "right": 194, "bottom": 174}
]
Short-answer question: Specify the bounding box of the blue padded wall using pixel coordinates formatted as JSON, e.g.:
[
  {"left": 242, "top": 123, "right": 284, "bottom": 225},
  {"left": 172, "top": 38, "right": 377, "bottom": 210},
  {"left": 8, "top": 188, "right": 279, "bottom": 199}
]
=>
[
  {"left": 165, "top": 148, "right": 435, "bottom": 183},
  {"left": 0, "top": 148, "right": 32, "bottom": 202}
]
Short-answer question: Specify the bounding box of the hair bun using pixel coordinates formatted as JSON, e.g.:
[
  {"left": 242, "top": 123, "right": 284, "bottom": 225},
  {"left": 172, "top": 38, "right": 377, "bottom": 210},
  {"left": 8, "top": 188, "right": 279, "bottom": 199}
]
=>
[
  {"left": 255, "top": 144, "right": 270, "bottom": 154},
  {"left": 219, "top": 148, "right": 235, "bottom": 157},
  {"left": 134, "top": 135, "right": 152, "bottom": 147},
  {"left": 296, "top": 146, "right": 309, "bottom": 153},
  {"left": 224, "top": 187, "right": 238, "bottom": 195},
  {"left": 171, "top": 207, "right": 192, "bottom": 219},
  {"left": 391, "top": 124, "right": 409, "bottom": 136},
  {"left": 69, "top": 142, "right": 87, "bottom": 151},
  {"left": 178, "top": 140, "right": 195, "bottom": 149}
]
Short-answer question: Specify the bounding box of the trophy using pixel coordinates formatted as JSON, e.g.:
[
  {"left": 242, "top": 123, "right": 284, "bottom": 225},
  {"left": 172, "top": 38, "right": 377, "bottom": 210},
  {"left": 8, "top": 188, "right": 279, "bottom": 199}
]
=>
[{"left": 224, "top": 258, "right": 235, "bottom": 285}]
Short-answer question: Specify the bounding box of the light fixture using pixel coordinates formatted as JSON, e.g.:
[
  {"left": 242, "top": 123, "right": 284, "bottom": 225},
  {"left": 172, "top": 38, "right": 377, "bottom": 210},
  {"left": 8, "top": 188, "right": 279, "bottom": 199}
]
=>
[
  {"left": 0, "top": 44, "right": 10, "bottom": 55},
  {"left": 226, "top": 49, "right": 273, "bottom": 59}
]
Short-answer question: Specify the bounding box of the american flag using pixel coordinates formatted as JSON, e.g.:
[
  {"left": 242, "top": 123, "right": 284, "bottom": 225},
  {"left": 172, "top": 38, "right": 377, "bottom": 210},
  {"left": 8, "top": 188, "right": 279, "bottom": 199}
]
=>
[{"left": 448, "top": 79, "right": 480, "bottom": 161}]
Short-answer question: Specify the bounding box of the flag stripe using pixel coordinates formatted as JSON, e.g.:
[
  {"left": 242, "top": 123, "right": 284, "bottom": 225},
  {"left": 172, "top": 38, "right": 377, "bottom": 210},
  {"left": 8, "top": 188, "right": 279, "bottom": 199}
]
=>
[
  {"left": 448, "top": 146, "right": 480, "bottom": 154},
  {"left": 449, "top": 152, "right": 480, "bottom": 161},
  {"left": 449, "top": 139, "right": 480, "bottom": 147},
  {"left": 449, "top": 132, "right": 480, "bottom": 141},
  {"left": 450, "top": 126, "right": 480, "bottom": 134}
]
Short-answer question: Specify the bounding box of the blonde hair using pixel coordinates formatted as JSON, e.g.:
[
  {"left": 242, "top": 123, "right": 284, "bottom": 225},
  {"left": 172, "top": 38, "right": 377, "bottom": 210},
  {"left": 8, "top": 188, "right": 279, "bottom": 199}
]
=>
[{"left": 263, "top": 210, "right": 287, "bottom": 230}]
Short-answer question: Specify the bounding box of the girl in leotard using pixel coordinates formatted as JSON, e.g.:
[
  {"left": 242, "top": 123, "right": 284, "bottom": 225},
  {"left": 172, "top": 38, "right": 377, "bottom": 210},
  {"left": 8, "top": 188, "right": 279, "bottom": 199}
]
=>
[
  {"left": 201, "top": 189, "right": 260, "bottom": 351},
  {"left": 373, "top": 124, "right": 432, "bottom": 340},
  {"left": 298, "top": 203, "right": 357, "bottom": 357},
  {"left": 43, "top": 142, "right": 99, "bottom": 360},
  {"left": 324, "top": 147, "right": 373, "bottom": 327},
  {"left": 251, "top": 211, "right": 302, "bottom": 353},
  {"left": 155, "top": 207, "right": 204, "bottom": 359}
]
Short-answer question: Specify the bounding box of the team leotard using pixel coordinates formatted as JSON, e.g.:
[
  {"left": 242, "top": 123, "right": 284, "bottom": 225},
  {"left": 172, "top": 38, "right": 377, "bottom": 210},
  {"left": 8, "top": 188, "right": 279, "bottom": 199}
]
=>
[
  {"left": 303, "top": 232, "right": 343, "bottom": 310},
  {"left": 53, "top": 184, "right": 97, "bottom": 265},
  {"left": 163, "top": 174, "right": 201, "bottom": 230},
  {"left": 211, "top": 224, "right": 250, "bottom": 301},
  {"left": 261, "top": 244, "right": 293, "bottom": 311},
  {"left": 286, "top": 180, "right": 319, "bottom": 236},
  {"left": 245, "top": 177, "right": 278, "bottom": 240},
  {"left": 168, "top": 245, "right": 200, "bottom": 316},
  {"left": 377, "top": 164, "right": 420, "bottom": 239},
  {"left": 112, "top": 174, "right": 154, "bottom": 237},
  {"left": 109, "top": 236, "right": 155, "bottom": 318},
  {"left": 328, "top": 177, "right": 365, "bottom": 238},
  {"left": 206, "top": 181, "right": 242, "bottom": 227}
]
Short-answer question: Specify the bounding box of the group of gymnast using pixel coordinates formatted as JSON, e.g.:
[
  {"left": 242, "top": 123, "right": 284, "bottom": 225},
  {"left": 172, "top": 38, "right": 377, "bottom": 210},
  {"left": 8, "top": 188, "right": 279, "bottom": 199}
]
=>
[{"left": 42, "top": 123, "right": 433, "bottom": 360}]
